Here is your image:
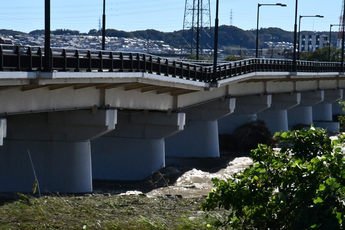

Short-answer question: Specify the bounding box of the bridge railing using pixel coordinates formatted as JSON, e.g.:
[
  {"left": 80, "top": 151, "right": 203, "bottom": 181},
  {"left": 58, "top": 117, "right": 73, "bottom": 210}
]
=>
[{"left": 0, "top": 45, "right": 343, "bottom": 83}]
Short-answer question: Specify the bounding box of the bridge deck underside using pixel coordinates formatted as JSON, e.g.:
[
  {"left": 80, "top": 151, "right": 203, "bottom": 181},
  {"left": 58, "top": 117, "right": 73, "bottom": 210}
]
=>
[{"left": 0, "top": 71, "right": 343, "bottom": 115}]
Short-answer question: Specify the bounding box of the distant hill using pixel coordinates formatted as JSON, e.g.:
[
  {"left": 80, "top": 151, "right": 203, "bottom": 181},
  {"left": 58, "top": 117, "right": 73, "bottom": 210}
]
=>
[
  {"left": 0, "top": 29, "right": 26, "bottom": 36},
  {"left": 1, "top": 27, "right": 338, "bottom": 50}
]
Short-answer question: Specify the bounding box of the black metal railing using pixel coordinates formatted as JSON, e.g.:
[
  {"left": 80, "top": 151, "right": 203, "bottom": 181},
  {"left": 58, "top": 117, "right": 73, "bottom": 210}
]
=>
[{"left": 0, "top": 45, "right": 342, "bottom": 83}]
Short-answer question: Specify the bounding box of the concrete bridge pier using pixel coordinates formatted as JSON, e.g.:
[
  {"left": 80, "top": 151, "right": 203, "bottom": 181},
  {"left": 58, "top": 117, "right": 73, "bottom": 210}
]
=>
[
  {"left": 165, "top": 98, "right": 236, "bottom": 159},
  {"left": 218, "top": 95, "right": 272, "bottom": 134},
  {"left": 257, "top": 93, "right": 301, "bottom": 134},
  {"left": 333, "top": 101, "right": 345, "bottom": 115},
  {"left": 91, "top": 111, "right": 185, "bottom": 181},
  {"left": 288, "top": 91, "right": 324, "bottom": 129},
  {"left": 0, "top": 109, "right": 117, "bottom": 193},
  {"left": 312, "top": 89, "right": 343, "bottom": 133},
  {"left": 0, "top": 118, "right": 6, "bottom": 146},
  {"left": 332, "top": 90, "right": 345, "bottom": 115}
]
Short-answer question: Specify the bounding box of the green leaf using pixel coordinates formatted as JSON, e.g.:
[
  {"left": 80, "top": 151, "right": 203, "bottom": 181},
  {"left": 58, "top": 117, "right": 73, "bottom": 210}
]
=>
[
  {"left": 336, "top": 212, "right": 343, "bottom": 224},
  {"left": 318, "top": 184, "right": 326, "bottom": 192},
  {"left": 313, "top": 197, "right": 324, "bottom": 204}
]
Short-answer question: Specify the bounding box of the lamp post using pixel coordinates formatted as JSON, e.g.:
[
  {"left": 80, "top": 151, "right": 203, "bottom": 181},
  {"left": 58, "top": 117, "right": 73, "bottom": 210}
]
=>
[
  {"left": 292, "top": 0, "right": 298, "bottom": 72},
  {"left": 342, "top": 0, "right": 345, "bottom": 72},
  {"left": 329, "top": 24, "right": 340, "bottom": 61},
  {"left": 196, "top": 0, "right": 200, "bottom": 60},
  {"left": 44, "top": 0, "right": 51, "bottom": 72},
  {"left": 298, "top": 15, "right": 324, "bottom": 59},
  {"left": 256, "top": 3, "right": 286, "bottom": 58},
  {"left": 212, "top": 0, "right": 219, "bottom": 83},
  {"left": 102, "top": 0, "right": 106, "bottom": 50}
]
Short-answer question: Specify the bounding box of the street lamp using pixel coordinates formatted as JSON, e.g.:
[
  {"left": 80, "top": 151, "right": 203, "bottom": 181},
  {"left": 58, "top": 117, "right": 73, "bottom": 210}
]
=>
[
  {"left": 298, "top": 15, "right": 324, "bottom": 59},
  {"left": 292, "top": 0, "right": 298, "bottom": 72},
  {"left": 212, "top": 0, "right": 219, "bottom": 83},
  {"left": 256, "top": 3, "right": 286, "bottom": 58},
  {"left": 342, "top": 0, "right": 345, "bottom": 72},
  {"left": 102, "top": 0, "right": 106, "bottom": 50},
  {"left": 329, "top": 24, "right": 340, "bottom": 61},
  {"left": 44, "top": 0, "right": 51, "bottom": 72}
]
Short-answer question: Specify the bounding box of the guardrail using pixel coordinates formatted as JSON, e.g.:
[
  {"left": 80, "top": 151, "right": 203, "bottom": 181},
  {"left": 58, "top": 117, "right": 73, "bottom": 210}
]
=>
[{"left": 0, "top": 45, "right": 342, "bottom": 83}]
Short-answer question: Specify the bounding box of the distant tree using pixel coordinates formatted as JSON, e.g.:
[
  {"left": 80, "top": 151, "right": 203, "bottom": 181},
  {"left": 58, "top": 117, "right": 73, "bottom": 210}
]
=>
[
  {"left": 218, "top": 25, "right": 256, "bottom": 49},
  {"left": 88, "top": 29, "right": 99, "bottom": 35},
  {"left": 28, "top": 30, "right": 45, "bottom": 36},
  {"left": 0, "top": 29, "right": 25, "bottom": 36},
  {"left": 223, "top": 55, "right": 246, "bottom": 61},
  {"left": 186, "top": 54, "right": 210, "bottom": 60},
  {"left": 300, "top": 47, "right": 341, "bottom": 62},
  {"left": 134, "top": 29, "right": 165, "bottom": 40},
  {"left": 52, "top": 29, "right": 79, "bottom": 35},
  {"left": 105, "top": 29, "right": 134, "bottom": 38}
]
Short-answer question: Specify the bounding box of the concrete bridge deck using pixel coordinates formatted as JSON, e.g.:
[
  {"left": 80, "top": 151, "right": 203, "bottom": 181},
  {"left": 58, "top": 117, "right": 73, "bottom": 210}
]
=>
[{"left": 0, "top": 45, "right": 344, "bottom": 194}]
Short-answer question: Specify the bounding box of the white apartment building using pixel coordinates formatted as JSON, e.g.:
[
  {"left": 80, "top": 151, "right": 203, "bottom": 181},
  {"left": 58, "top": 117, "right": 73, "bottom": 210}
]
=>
[{"left": 299, "top": 34, "right": 328, "bottom": 52}]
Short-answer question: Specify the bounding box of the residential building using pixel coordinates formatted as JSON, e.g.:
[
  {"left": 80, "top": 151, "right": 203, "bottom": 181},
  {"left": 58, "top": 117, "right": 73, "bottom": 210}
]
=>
[{"left": 299, "top": 34, "right": 328, "bottom": 52}]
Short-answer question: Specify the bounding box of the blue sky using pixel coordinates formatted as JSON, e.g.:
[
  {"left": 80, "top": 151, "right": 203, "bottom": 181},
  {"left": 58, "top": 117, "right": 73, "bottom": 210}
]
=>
[{"left": 0, "top": 0, "right": 342, "bottom": 33}]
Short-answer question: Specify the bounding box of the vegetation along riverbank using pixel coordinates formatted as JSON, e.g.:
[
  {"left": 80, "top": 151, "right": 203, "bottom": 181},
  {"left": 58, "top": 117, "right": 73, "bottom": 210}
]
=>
[{"left": 2, "top": 123, "right": 345, "bottom": 229}]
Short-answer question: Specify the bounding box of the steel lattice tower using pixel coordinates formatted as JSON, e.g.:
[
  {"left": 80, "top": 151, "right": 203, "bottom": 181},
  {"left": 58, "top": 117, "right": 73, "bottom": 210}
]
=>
[
  {"left": 182, "top": 0, "right": 212, "bottom": 58},
  {"left": 337, "top": 0, "right": 345, "bottom": 48}
]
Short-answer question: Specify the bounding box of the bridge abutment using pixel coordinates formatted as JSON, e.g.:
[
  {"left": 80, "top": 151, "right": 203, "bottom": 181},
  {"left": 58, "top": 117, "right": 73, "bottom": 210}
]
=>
[
  {"left": 0, "top": 109, "right": 117, "bottom": 193},
  {"left": 258, "top": 93, "right": 301, "bottom": 133},
  {"left": 164, "top": 98, "right": 235, "bottom": 160},
  {"left": 91, "top": 111, "right": 185, "bottom": 181}
]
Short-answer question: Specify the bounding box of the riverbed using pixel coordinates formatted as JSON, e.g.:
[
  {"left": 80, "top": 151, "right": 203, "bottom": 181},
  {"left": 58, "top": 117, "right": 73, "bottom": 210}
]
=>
[{"left": 93, "top": 152, "right": 253, "bottom": 198}]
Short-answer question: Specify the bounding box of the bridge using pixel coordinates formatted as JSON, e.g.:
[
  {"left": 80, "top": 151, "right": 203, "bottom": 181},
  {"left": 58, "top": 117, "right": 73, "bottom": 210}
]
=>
[{"left": 0, "top": 45, "right": 344, "bottom": 194}]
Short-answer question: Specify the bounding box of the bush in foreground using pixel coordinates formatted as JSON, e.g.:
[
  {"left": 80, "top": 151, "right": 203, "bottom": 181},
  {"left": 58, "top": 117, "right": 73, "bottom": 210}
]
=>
[{"left": 202, "top": 127, "right": 345, "bottom": 229}]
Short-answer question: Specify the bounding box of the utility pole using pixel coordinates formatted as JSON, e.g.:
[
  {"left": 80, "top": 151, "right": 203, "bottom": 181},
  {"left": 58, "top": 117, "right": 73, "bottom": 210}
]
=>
[
  {"left": 340, "top": 0, "right": 345, "bottom": 73},
  {"left": 44, "top": 0, "right": 51, "bottom": 72},
  {"left": 102, "top": 0, "right": 106, "bottom": 50},
  {"left": 293, "top": 0, "right": 298, "bottom": 72},
  {"left": 213, "top": 0, "right": 219, "bottom": 83}
]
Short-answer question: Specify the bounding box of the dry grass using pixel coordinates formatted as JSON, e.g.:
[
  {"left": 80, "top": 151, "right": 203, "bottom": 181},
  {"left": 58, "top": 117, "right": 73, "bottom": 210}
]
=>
[{"left": 0, "top": 193, "right": 226, "bottom": 230}]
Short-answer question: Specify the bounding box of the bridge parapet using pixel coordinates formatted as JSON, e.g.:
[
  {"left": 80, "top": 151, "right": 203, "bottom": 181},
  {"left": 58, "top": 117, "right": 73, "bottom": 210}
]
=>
[{"left": 0, "top": 45, "right": 343, "bottom": 82}]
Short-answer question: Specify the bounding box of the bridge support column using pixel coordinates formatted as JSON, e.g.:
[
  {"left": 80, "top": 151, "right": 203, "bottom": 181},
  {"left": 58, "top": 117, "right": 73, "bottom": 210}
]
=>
[
  {"left": 0, "top": 119, "right": 6, "bottom": 146},
  {"left": 218, "top": 95, "right": 272, "bottom": 134},
  {"left": 288, "top": 91, "right": 324, "bottom": 129},
  {"left": 91, "top": 111, "right": 185, "bottom": 181},
  {"left": 165, "top": 98, "right": 236, "bottom": 159},
  {"left": 332, "top": 90, "right": 345, "bottom": 116},
  {"left": 0, "top": 109, "right": 117, "bottom": 193},
  {"left": 313, "top": 89, "right": 343, "bottom": 132},
  {"left": 258, "top": 93, "right": 301, "bottom": 133},
  {"left": 333, "top": 101, "right": 344, "bottom": 115}
]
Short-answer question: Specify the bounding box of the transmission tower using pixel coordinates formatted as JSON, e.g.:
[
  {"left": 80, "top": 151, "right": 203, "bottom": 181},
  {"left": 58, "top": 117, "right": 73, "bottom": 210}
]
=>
[
  {"left": 99, "top": 17, "right": 102, "bottom": 31},
  {"left": 182, "top": 0, "right": 212, "bottom": 58}
]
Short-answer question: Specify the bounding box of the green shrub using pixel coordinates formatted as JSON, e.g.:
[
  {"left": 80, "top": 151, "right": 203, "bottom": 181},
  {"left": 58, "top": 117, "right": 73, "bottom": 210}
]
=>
[{"left": 202, "top": 127, "right": 345, "bottom": 229}]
